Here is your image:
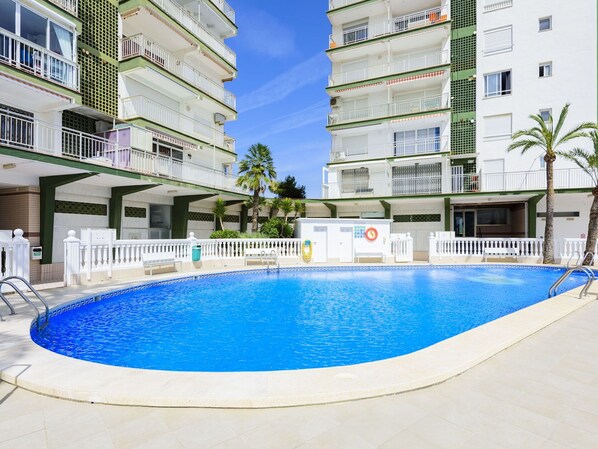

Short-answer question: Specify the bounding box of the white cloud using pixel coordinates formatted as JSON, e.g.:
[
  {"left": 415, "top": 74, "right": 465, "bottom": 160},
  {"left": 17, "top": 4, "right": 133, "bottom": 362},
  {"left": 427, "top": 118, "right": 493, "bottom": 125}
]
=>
[
  {"left": 238, "top": 52, "right": 330, "bottom": 113},
  {"left": 238, "top": 10, "right": 295, "bottom": 59}
]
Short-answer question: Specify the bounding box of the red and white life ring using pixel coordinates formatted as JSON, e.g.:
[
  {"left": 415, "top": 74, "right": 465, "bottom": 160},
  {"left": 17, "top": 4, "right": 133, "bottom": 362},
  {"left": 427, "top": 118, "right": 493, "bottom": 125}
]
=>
[{"left": 365, "top": 227, "right": 378, "bottom": 242}]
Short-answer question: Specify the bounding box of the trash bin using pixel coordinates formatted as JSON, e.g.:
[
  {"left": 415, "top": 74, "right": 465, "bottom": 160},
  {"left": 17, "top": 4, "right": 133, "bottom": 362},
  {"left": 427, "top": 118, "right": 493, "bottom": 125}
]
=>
[{"left": 192, "top": 245, "right": 202, "bottom": 262}]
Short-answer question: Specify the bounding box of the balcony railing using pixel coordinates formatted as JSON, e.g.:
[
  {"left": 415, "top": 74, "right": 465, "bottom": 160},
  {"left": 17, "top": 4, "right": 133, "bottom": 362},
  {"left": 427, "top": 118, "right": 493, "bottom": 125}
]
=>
[
  {"left": 121, "top": 35, "right": 236, "bottom": 110},
  {"left": 150, "top": 0, "right": 236, "bottom": 67},
  {"left": 328, "top": 0, "right": 364, "bottom": 11},
  {"left": 484, "top": 0, "right": 513, "bottom": 12},
  {"left": 0, "top": 111, "right": 243, "bottom": 193},
  {"left": 322, "top": 169, "right": 595, "bottom": 199},
  {"left": 0, "top": 30, "right": 79, "bottom": 91},
  {"left": 207, "top": 0, "right": 235, "bottom": 23},
  {"left": 328, "top": 94, "right": 450, "bottom": 125},
  {"left": 120, "top": 96, "right": 228, "bottom": 148},
  {"left": 329, "top": 6, "right": 449, "bottom": 49},
  {"left": 48, "top": 0, "right": 78, "bottom": 16},
  {"left": 329, "top": 50, "right": 448, "bottom": 86},
  {"left": 330, "top": 136, "right": 448, "bottom": 161}
]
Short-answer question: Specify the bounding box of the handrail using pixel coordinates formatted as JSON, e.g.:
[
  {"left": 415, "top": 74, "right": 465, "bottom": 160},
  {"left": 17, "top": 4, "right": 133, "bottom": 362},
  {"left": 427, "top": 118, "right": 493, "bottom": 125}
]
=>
[
  {"left": 0, "top": 276, "right": 50, "bottom": 329},
  {"left": 548, "top": 253, "right": 596, "bottom": 298}
]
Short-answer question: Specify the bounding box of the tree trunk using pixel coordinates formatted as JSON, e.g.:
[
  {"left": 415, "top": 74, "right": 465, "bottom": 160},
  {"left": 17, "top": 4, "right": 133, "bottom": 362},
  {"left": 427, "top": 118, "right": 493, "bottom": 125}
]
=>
[
  {"left": 543, "top": 156, "right": 556, "bottom": 264},
  {"left": 251, "top": 190, "right": 260, "bottom": 233},
  {"left": 583, "top": 187, "right": 598, "bottom": 265}
]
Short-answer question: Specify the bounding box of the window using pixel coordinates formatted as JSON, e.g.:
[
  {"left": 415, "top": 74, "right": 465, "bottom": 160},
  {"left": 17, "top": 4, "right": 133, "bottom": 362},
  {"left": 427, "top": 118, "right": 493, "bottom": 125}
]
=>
[
  {"left": 539, "top": 108, "right": 552, "bottom": 122},
  {"left": 342, "top": 135, "right": 368, "bottom": 156},
  {"left": 484, "top": 70, "right": 511, "bottom": 97},
  {"left": 20, "top": 6, "right": 47, "bottom": 48},
  {"left": 394, "top": 127, "right": 441, "bottom": 156},
  {"left": 477, "top": 208, "right": 509, "bottom": 225},
  {"left": 539, "top": 16, "right": 552, "bottom": 31},
  {"left": 343, "top": 21, "right": 368, "bottom": 45},
  {"left": 392, "top": 163, "right": 442, "bottom": 195},
  {"left": 0, "top": 0, "right": 16, "bottom": 34},
  {"left": 539, "top": 156, "right": 546, "bottom": 169},
  {"left": 484, "top": 114, "right": 512, "bottom": 139},
  {"left": 152, "top": 139, "right": 183, "bottom": 161},
  {"left": 484, "top": 26, "right": 513, "bottom": 55},
  {"left": 341, "top": 59, "right": 368, "bottom": 84},
  {"left": 539, "top": 62, "right": 552, "bottom": 78},
  {"left": 341, "top": 167, "right": 370, "bottom": 193}
]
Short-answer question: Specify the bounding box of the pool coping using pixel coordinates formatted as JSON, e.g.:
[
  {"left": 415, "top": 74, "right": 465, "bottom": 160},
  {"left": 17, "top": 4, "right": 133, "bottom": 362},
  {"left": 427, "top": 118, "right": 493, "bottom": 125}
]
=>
[{"left": 0, "top": 264, "right": 594, "bottom": 408}]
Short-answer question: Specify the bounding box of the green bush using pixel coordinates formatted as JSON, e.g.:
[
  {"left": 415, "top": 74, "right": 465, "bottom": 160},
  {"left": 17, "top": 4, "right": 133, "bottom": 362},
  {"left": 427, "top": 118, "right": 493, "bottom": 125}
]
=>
[
  {"left": 210, "top": 230, "right": 240, "bottom": 239},
  {"left": 239, "top": 232, "right": 270, "bottom": 239},
  {"left": 260, "top": 218, "right": 294, "bottom": 238}
]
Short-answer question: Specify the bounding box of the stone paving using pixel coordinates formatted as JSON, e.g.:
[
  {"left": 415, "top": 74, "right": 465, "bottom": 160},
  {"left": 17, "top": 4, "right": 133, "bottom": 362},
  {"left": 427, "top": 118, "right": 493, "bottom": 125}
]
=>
[{"left": 1, "top": 277, "right": 597, "bottom": 448}]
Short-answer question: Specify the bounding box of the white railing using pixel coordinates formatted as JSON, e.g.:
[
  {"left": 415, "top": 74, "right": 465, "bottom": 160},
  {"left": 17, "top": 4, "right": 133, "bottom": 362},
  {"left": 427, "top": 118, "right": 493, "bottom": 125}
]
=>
[
  {"left": 207, "top": 0, "right": 235, "bottom": 23},
  {"left": 484, "top": 0, "right": 513, "bottom": 12},
  {"left": 393, "top": 175, "right": 443, "bottom": 196},
  {"left": 48, "top": 0, "right": 78, "bottom": 15},
  {"left": 150, "top": 0, "right": 236, "bottom": 66},
  {"left": 482, "top": 169, "right": 595, "bottom": 192},
  {"left": 0, "top": 30, "right": 79, "bottom": 91},
  {"left": 329, "top": 6, "right": 449, "bottom": 49},
  {"left": 557, "top": 239, "right": 598, "bottom": 262},
  {"left": 121, "top": 35, "right": 236, "bottom": 110},
  {"left": 328, "top": 0, "right": 364, "bottom": 10},
  {"left": 329, "top": 94, "right": 450, "bottom": 125},
  {"left": 328, "top": 50, "right": 448, "bottom": 86},
  {"left": 120, "top": 96, "right": 227, "bottom": 147},
  {"left": 391, "top": 233, "right": 414, "bottom": 262},
  {"left": 331, "top": 136, "right": 448, "bottom": 161},
  {"left": 0, "top": 111, "right": 242, "bottom": 193},
  {"left": 0, "top": 230, "right": 30, "bottom": 289},
  {"left": 429, "top": 234, "right": 545, "bottom": 261},
  {"left": 64, "top": 231, "right": 302, "bottom": 285}
]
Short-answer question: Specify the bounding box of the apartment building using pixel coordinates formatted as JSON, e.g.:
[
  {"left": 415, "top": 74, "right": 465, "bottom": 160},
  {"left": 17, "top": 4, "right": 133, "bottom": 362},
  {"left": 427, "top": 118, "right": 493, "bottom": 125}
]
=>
[
  {"left": 321, "top": 0, "right": 597, "bottom": 255},
  {"left": 0, "top": 0, "right": 243, "bottom": 281}
]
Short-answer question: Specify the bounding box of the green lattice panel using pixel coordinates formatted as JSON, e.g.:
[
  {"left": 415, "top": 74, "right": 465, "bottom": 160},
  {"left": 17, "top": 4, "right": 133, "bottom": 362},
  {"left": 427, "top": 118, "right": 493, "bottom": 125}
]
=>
[
  {"left": 451, "top": 0, "right": 476, "bottom": 30},
  {"left": 55, "top": 200, "right": 107, "bottom": 216},
  {"left": 79, "top": 0, "right": 118, "bottom": 60},
  {"left": 62, "top": 110, "right": 96, "bottom": 133},
  {"left": 451, "top": 121, "right": 476, "bottom": 155},
  {"left": 223, "top": 214, "right": 240, "bottom": 223},
  {"left": 78, "top": 49, "right": 118, "bottom": 116},
  {"left": 124, "top": 206, "right": 147, "bottom": 218},
  {"left": 189, "top": 212, "right": 214, "bottom": 222},
  {"left": 451, "top": 78, "right": 476, "bottom": 114},
  {"left": 451, "top": 35, "right": 476, "bottom": 73},
  {"left": 394, "top": 214, "right": 441, "bottom": 223}
]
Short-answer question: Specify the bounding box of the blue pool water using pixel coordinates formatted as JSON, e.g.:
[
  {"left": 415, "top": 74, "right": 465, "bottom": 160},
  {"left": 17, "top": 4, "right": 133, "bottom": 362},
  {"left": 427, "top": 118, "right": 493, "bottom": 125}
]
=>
[{"left": 31, "top": 266, "right": 585, "bottom": 372}]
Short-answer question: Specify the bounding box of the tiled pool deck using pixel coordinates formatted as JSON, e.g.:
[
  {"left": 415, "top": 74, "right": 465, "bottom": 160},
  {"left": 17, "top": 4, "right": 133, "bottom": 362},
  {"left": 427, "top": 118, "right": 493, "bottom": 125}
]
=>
[{"left": 1, "top": 267, "right": 598, "bottom": 448}]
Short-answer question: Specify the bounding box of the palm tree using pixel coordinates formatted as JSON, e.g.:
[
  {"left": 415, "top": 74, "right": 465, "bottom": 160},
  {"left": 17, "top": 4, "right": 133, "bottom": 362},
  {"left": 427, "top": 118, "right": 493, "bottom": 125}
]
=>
[
  {"left": 236, "top": 143, "right": 277, "bottom": 233},
  {"left": 562, "top": 129, "right": 598, "bottom": 264},
  {"left": 280, "top": 198, "right": 293, "bottom": 223},
  {"left": 269, "top": 197, "right": 282, "bottom": 219},
  {"left": 508, "top": 104, "right": 595, "bottom": 264},
  {"left": 293, "top": 201, "right": 305, "bottom": 222},
  {"left": 213, "top": 198, "right": 227, "bottom": 231}
]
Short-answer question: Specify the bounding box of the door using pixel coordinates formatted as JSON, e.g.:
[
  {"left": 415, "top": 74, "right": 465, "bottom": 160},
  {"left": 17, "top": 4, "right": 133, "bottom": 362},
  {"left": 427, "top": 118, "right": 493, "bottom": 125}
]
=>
[
  {"left": 454, "top": 210, "right": 476, "bottom": 237},
  {"left": 338, "top": 227, "right": 353, "bottom": 262},
  {"left": 312, "top": 226, "right": 328, "bottom": 263},
  {"left": 452, "top": 165, "right": 464, "bottom": 193}
]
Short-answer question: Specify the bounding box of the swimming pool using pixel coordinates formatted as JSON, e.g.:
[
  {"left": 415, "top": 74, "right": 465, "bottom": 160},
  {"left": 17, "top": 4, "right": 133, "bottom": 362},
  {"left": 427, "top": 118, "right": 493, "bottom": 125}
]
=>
[{"left": 31, "top": 266, "right": 585, "bottom": 372}]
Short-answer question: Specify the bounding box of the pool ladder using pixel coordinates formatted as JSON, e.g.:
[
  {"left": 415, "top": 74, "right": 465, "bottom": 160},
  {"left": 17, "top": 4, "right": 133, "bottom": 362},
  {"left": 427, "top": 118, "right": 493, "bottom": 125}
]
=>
[
  {"left": 0, "top": 276, "right": 50, "bottom": 329},
  {"left": 548, "top": 251, "right": 596, "bottom": 298},
  {"left": 265, "top": 250, "right": 280, "bottom": 273}
]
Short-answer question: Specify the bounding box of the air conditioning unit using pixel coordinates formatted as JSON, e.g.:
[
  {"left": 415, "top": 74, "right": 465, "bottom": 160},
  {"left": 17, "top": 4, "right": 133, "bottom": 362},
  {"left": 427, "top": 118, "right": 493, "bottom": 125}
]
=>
[
  {"left": 214, "top": 113, "right": 226, "bottom": 125},
  {"left": 333, "top": 151, "right": 346, "bottom": 161},
  {"left": 330, "top": 97, "right": 339, "bottom": 107}
]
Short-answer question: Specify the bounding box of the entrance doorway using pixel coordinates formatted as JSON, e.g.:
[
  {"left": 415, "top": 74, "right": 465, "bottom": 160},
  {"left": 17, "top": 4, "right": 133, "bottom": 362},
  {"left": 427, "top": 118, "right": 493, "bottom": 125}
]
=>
[{"left": 454, "top": 210, "right": 476, "bottom": 237}]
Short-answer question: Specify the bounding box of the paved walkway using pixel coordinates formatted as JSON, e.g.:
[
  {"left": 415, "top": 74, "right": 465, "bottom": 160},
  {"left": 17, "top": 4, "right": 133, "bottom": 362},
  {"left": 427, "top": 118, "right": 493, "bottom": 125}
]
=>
[{"left": 1, "top": 285, "right": 597, "bottom": 448}]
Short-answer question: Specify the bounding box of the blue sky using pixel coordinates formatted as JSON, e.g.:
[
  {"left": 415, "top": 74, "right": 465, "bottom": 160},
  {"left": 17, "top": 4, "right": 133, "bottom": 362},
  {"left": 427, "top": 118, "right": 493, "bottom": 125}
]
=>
[{"left": 226, "top": 1, "right": 331, "bottom": 198}]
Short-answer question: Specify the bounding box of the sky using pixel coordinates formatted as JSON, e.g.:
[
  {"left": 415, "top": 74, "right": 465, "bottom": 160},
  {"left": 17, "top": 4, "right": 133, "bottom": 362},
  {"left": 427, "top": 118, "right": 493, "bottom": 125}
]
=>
[{"left": 226, "top": 1, "right": 331, "bottom": 198}]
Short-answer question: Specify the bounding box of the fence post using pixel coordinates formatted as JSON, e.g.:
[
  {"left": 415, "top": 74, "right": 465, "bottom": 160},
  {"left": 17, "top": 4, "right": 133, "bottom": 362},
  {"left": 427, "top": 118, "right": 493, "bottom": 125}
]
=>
[
  {"left": 64, "top": 230, "right": 81, "bottom": 286},
  {"left": 406, "top": 232, "right": 414, "bottom": 262},
  {"left": 428, "top": 232, "right": 438, "bottom": 262},
  {"left": 187, "top": 232, "right": 197, "bottom": 261},
  {"left": 11, "top": 229, "right": 30, "bottom": 281}
]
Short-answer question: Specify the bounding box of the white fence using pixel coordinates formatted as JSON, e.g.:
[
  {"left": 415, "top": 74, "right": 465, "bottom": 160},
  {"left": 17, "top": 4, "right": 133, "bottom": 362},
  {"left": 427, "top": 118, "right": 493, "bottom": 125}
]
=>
[
  {"left": 391, "top": 233, "right": 414, "bottom": 262},
  {"left": 0, "top": 229, "right": 30, "bottom": 292},
  {"left": 428, "top": 233, "right": 598, "bottom": 263},
  {"left": 64, "top": 231, "right": 302, "bottom": 286}
]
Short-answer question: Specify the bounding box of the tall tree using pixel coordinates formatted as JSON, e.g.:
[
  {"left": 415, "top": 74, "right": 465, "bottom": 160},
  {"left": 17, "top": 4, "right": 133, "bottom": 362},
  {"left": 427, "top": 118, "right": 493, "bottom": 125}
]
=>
[
  {"left": 276, "top": 175, "right": 306, "bottom": 199},
  {"left": 293, "top": 200, "right": 305, "bottom": 221},
  {"left": 268, "top": 197, "right": 282, "bottom": 219},
  {"left": 212, "top": 198, "right": 227, "bottom": 231},
  {"left": 508, "top": 104, "right": 594, "bottom": 263},
  {"left": 236, "top": 143, "right": 277, "bottom": 233},
  {"left": 562, "top": 129, "right": 598, "bottom": 264},
  {"left": 280, "top": 198, "right": 294, "bottom": 223}
]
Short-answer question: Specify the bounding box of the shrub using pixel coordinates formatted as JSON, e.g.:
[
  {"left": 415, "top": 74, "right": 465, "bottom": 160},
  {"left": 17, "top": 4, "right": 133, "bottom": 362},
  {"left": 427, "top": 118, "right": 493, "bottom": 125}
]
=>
[
  {"left": 239, "top": 232, "right": 270, "bottom": 239},
  {"left": 210, "top": 230, "right": 240, "bottom": 239},
  {"left": 260, "top": 218, "right": 293, "bottom": 238}
]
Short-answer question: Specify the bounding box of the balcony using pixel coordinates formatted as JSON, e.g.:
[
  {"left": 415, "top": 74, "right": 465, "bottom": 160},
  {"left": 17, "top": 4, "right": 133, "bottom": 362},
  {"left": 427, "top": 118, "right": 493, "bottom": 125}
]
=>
[
  {"left": 329, "top": 6, "right": 449, "bottom": 49},
  {"left": 484, "top": 0, "right": 513, "bottom": 12},
  {"left": 330, "top": 136, "right": 449, "bottom": 161},
  {"left": 206, "top": 0, "right": 235, "bottom": 23},
  {"left": 322, "top": 169, "right": 595, "bottom": 199},
  {"left": 0, "top": 30, "right": 79, "bottom": 91},
  {"left": 121, "top": 35, "right": 236, "bottom": 110},
  {"left": 329, "top": 50, "right": 448, "bottom": 86},
  {"left": 120, "top": 96, "right": 229, "bottom": 149},
  {"left": 328, "top": 94, "right": 450, "bottom": 126},
  {"left": 328, "top": 0, "right": 363, "bottom": 10},
  {"left": 150, "top": 0, "right": 236, "bottom": 67},
  {"left": 48, "top": 0, "right": 78, "bottom": 16},
  {"left": 0, "top": 110, "right": 243, "bottom": 193}
]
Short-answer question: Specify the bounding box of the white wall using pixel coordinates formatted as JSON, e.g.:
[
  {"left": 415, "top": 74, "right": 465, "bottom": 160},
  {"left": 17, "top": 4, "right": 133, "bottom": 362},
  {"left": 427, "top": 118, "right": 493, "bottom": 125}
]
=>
[{"left": 536, "top": 192, "right": 593, "bottom": 242}]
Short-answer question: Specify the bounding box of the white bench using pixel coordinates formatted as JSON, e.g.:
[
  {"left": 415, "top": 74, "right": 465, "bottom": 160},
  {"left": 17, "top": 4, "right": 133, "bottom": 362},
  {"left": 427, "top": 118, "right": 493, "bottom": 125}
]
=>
[
  {"left": 142, "top": 252, "right": 182, "bottom": 275},
  {"left": 354, "top": 251, "right": 386, "bottom": 263},
  {"left": 244, "top": 249, "right": 278, "bottom": 266},
  {"left": 483, "top": 247, "right": 520, "bottom": 262}
]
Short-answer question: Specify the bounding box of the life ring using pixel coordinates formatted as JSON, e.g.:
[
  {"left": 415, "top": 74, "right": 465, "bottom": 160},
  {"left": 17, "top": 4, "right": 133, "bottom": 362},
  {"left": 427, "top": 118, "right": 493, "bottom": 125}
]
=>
[
  {"left": 302, "top": 240, "right": 313, "bottom": 262},
  {"left": 365, "top": 227, "right": 378, "bottom": 242}
]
